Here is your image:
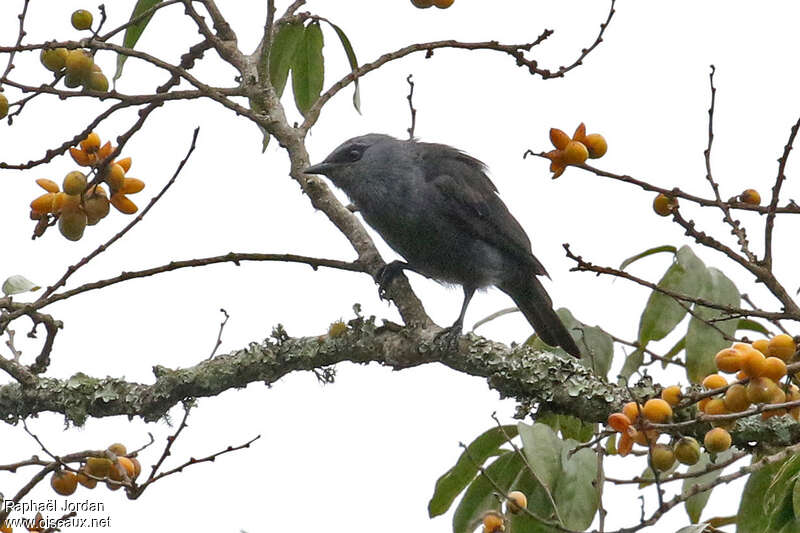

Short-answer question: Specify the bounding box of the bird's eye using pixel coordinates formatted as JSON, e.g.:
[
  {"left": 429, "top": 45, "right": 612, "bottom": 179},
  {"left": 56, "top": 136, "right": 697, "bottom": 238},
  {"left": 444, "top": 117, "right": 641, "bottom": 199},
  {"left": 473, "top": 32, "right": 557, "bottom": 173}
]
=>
[{"left": 346, "top": 148, "right": 363, "bottom": 162}]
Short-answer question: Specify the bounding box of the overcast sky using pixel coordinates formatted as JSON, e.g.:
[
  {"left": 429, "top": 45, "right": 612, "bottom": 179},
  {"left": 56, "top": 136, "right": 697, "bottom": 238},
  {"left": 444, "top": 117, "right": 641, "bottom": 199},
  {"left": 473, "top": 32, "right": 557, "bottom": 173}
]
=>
[{"left": 3, "top": 1, "right": 800, "bottom": 532}]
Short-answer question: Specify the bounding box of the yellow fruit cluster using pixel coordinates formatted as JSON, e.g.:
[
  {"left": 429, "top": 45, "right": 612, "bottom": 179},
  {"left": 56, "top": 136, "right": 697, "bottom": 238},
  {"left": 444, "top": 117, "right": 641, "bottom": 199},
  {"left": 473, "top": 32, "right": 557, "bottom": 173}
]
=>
[
  {"left": 41, "top": 46, "right": 108, "bottom": 92},
  {"left": 476, "top": 491, "right": 527, "bottom": 532},
  {"left": 606, "top": 334, "right": 798, "bottom": 464},
  {"left": 30, "top": 132, "right": 144, "bottom": 241},
  {"left": 56, "top": 442, "right": 142, "bottom": 496},
  {"left": 71, "top": 9, "right": 93, "bottom": 30},
  {"left": 544, "top": 123, "right": 607, "bottom": 178},
  {"left": 411, "top": 0, "right": 454, "bottom": 8},
  {"left": 706, "top": 336, "right": 798, "bottom": 422}
]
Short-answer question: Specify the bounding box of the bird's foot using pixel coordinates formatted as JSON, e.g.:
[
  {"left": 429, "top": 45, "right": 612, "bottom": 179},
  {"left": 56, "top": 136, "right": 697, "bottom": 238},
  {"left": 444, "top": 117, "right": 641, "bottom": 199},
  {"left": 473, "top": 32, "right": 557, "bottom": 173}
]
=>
[
  {"left": 375, "top": 261, "right": 407, "bottom": 301},
  {"left": 434, "top": 321, "right": 463, "bottom": 351}
]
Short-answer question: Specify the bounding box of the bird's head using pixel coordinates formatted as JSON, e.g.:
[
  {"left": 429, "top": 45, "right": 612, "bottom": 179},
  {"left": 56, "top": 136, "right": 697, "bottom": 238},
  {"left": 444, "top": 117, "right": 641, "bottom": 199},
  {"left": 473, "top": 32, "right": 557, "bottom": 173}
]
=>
[{"left": 303, "top": 133, "right": 398, "bottom": 189}]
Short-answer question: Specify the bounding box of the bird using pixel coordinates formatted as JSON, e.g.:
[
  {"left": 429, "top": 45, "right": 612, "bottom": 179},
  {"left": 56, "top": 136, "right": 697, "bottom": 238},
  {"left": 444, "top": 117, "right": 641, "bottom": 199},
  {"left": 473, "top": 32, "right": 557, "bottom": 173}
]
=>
[{"left": 304, "top": 134, "right": 581, "bottom": 357}]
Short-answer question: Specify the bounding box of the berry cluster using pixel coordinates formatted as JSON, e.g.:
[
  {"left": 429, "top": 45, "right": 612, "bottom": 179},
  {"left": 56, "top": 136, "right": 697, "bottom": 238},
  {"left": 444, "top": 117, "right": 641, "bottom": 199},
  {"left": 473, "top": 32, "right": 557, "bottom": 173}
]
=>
[
  {"left": 39, "top": 9, "right": 108, "bottom": 92},
  {"left": 606, "top": 334, "right": 798, "bottom": 470},
  {"left": 544, "top": 123, "right": 607, "bottom": 178},
  {"left": 480, "top": 491, "right": 527, "bottom": 533},
  {"left": 30, "top": 132, "right": 144, "bottom": 241},
  {"left": 50, "top": 442, "right": 141, "bottom": 496}
]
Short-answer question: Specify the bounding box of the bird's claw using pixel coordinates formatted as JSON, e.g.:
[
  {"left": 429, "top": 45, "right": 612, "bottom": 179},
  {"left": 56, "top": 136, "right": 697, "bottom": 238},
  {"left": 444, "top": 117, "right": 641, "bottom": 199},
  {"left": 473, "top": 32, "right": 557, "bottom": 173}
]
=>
[
  {"left": 434, "top": 322, "right": 463, "bottom": 350},
  {"left": 375, "top": 261, "right": 406, "bottom": 301}
]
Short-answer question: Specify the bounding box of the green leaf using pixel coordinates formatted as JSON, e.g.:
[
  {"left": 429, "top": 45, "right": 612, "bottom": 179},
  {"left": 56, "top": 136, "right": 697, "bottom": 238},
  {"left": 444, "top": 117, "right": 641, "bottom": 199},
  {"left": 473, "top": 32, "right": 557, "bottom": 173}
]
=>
[
  {"left": 553, "top": 441, "right": 599, "bottom": 530},
  {"left": 323, "top": 20, "right": 361, "bottom": 112},
  {"left": 452, "top": 451, "right": 523, "bottom": 533},
  {"left": 738, "top": 318, "right": 771, "bottom": 336},
  {"left": 675, "top": 525, "right": 711, "bottom": 533},
  {"left": 793, "top": 478, "right": 800, "bottom": 519},
  {"left": 638, "top": 246, "right": 708, "bottom": 345},
  {"left": 738, "top": 456, "right": 800, "bottom": 533},
  {"left": 619, "top": 244, "right": 677, "bottom": 270},
  {"left": 268, "top": 21, "right": 305, "bottom": 98},
  {"left": 518, "top": 422, "right": 562, "bottom": 493},
  {"left": 2, "top": 275, "right": 40, "bottom": 296},
  {"left": 619, "top": 348, "right": 644, "bottom": 381},
  {"left": 114, "top": 0, "right": 161, "bottom": 82},
  {"left": 536, "top": 412, "right": 594, "bottom": 443},
  {"left": 428, "top": 425, "right": 519, "bottom": 518},
  {"left": 682, "top": 450, "right": 730, "bottom": 523},
  {"left": 291, "top": 22, "right": 325, "bottom": 116},
  {"left": 685, "top": 268, "right": 739, "bottom": 383},
  {"left": 661, "top": 336, "right": 687, "bottom": 369}
]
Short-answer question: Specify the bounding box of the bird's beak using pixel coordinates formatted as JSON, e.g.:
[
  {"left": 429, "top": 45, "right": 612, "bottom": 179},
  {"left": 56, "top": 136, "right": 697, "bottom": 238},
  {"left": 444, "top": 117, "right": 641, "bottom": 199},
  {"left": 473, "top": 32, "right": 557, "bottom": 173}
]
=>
[{"left": 303, "top": 162, "right": 334, "bottom": 175}]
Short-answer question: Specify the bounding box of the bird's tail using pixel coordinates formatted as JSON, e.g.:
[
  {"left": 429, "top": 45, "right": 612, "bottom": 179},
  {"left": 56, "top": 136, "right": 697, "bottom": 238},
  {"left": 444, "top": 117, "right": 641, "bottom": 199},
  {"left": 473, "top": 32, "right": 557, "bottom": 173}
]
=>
[{"left": 499, "top": 274, "right": 581, "bottom": 358}]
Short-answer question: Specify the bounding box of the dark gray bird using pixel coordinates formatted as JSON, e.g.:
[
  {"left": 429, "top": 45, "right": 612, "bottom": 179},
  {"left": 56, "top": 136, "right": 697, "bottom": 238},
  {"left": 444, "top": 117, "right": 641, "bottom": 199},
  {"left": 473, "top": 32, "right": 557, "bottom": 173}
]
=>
[{"left": 304, "top": 134, "right": 581, "bottom": 357}]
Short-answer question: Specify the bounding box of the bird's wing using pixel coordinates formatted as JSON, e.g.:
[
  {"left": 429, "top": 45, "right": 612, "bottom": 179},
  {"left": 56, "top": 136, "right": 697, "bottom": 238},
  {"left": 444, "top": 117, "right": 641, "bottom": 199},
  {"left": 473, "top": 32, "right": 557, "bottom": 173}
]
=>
[{"left": 418, "top": 142, "right": 548, "bottom": 276}]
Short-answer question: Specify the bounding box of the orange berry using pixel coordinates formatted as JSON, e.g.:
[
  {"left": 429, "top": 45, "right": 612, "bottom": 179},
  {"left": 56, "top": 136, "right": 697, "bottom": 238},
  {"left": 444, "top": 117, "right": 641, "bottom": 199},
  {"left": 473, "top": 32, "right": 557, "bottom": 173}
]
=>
[
  {"left": 697, "top": 397, "right": 710, "bottom": 412},
  {"left": 121, "top": 177, "right": 145, "bottom": 194},
  {"left": 642, "top": 398, "right": 672, "bottom": 423},
  {"left": 115, "top": 157, "right": 132, "bottom": 173},
  {"left": 108, "top": 443, "right": 127, "bottom": 456},
  {"left": 607, "top": 412, "right": 632, "bottom": 433},
  {"left": 768, "top": 334, "right": 796, "bottom": 362},
  {"left": 763, "top": 357, "right": 787, "bottom": 382},
  {"left": 85, "top": 457, "right": 112, "bottom": 478},
  {"left": 736, "top": 370, "right": 747, "bottom": 381},
  {"left": 715, "top": 348, "right": 742, "bottom": 373},
  {"left": 702, "top": 398, "right": 728, "bottom": 416},
  {"left": 572, "top": 122, "right": 587, "bottom": 142},
  {"left": 660, "top": 385, "right": 682, "bottom": 406},
  {"left": 130, "top": 457, "right": 141, "bottom": 479},
  {"left": 741, "top": 349, "right": 767, "bottom": 378},
  {"left": 724, "top": 383, "right": 750, "bottom": 412},
  {"left": 410, "top": 0, "right": 434, "bottom": 7},
  {"left": 506, "top": 491, "right": 527, "bottom": 514},
  {"left": 433, "top": 0, "right": 454, "bottom": 7},
  {"left": 653, "top": 194, "right": 677, "bottom": 216},
  {"left": 674, "top": 437, "right": 701, "bottom": 465},
  {"left": 80, "top": 132, "right": 101, "bottom": 153},
  {"left": 96, "top": 141, "right": 114, "bottom": 161},
  {"left": 622, "top": 401, "right": 641, "bottom": 423},
  {"left": 77, "top": 468, "right": 97, "bottom": 489},
  {"left": 563, "top": 141, "right": 589, "bottom": 165},
  {"left": 0, "top": 520, "right": 10, "bottom": 533},
  {"left": 69, "top": 146, "right": 92, "bottom": 166},
  {"left": 546, "top": 149, "right": 567, "bottom": 178},
  {"left": 617, "top": 430, "right": 633, "bottom": 456},
  {"left": 110, "top": 193, "right": 138, "bottom": 214},
  {"left": 117, "top": 457, "right": 136, "bottom": 478},
  {"left": 702, "top": 373, "right": 728, "bottom": 390},
  {"left": 632, "top": 428, "right": 659, "bottom": 446},
  {"left": 584, "top": 133, "right": 607, "bottom": 158},
  {"left": 35, "top": 178, "right": 60, "bottom": 193},
  {"left": 650, "top": 443, "right": 675, "bottom": 472},
  {"left": 740, "top": 189, "right": 761, "bottom": 205},
  {"left": 482, "top": 511, "right": 504, "bottom": 533},
  {"left": 30, "top": 193, "right": 59, "bottom": 214},
  {"left": 752, "top": 339, "right": 769, "bottom": 355},
  {"left": 704, "top": 427, "right": 732, "bottom": 453},
  {"left": 747, "top": 376, "right": 779, "bottom": 404},
  {"left": 107, "top": 163, "right": 126, "bottom": 192},
  {"left": 50, "top": 470, "right": 78, "bottom": 496},
  {"left": 549, "top": 128, "right": 570, "bottom": 150}
]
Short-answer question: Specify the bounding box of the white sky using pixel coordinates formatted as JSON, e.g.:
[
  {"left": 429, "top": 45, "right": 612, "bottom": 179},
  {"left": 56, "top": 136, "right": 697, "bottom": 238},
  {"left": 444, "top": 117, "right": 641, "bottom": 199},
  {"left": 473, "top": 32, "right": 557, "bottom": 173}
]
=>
[{"left": 2, "top": 1, "right": 800, "bottom": 532}]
